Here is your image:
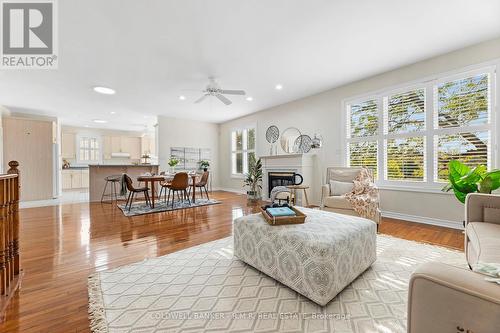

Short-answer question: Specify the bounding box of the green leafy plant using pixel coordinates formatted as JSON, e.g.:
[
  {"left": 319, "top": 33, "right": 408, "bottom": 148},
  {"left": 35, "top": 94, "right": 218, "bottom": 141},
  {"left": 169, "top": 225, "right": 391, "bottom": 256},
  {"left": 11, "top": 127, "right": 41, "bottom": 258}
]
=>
[
  {"left": 168, "top": 157, "right": 179, "bottom": 167},
  {"left": 442, "top": 160, "right": 500, "bottom": 203},
  {"left": 243, "top": 155, "right": 262, "bottom": 199},
  {"left": 199, "top": 160, "right": 210, "bottom": 169}
]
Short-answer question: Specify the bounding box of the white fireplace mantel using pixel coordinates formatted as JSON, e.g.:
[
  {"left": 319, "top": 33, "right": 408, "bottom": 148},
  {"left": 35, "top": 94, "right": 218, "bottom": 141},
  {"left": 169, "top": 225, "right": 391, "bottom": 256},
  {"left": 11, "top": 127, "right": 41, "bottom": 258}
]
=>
[{"left": 260, "top": 153, "right": 315, "bottom": 202}]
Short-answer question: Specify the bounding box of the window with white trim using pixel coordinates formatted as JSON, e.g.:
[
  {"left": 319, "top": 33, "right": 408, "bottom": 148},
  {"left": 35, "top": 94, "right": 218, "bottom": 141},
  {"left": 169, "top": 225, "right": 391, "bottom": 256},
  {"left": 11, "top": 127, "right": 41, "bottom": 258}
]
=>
[
  {"left": 345, "top": 67, "right": 495, "bottom": 187},
  {"left": 231, "top": 127, "right": 255, "bottom": 175},
  {"left": 78, "top": 137, "right": 100, "bottom": 162}
]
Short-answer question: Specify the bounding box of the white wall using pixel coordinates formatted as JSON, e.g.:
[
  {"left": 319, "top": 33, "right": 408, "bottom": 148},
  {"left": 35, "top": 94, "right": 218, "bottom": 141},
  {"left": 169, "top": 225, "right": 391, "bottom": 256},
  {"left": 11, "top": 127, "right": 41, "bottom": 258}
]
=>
[
  {"left": 157, "top": 116, "right": 219, "bottom": 187},
  {"left": 219, "top": 37, "right": 500, "bottom": 228}
]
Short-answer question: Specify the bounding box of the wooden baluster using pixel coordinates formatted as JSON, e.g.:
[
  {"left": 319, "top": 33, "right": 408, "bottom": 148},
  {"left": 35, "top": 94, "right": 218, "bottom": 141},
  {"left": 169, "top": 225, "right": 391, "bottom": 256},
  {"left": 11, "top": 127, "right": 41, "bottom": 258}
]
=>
[
  {"left": 8, "top": 177, "right": 14, "bottom": 282},
  {"left": 0, "top": 179, "right": 5, "bottom": 295},
  {"left": 4, "top": 178, "right": 11, "bottom": 288},
  {"left": 8, "top": 165, "right": 20, "bottom": 276}
]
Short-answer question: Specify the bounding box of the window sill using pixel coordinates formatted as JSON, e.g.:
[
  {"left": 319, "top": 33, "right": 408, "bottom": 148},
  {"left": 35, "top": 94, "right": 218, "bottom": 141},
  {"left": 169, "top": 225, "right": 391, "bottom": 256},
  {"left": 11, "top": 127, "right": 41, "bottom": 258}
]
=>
[
  {"left": 376, "top": 183, "right": 452, "bottom": 195},
  {"left": 231, "top": 174, "right": 245, "bottom": 179}
]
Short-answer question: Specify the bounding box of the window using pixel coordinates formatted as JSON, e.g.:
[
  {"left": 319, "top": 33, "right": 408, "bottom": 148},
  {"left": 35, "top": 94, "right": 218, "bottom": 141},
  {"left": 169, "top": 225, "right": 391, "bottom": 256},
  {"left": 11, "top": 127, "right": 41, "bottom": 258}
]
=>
[
  {"left": 79, "top": 137, "right": 100, "bottom": 162},
  {"left": 345, "top": 67, "right": 495, "bottom": 188},
  {"left": 346, "top": 99, "right": 379, "bottom": 178},
  {"left": 231, "top": 128, "right": 255, "bottom": 175}
]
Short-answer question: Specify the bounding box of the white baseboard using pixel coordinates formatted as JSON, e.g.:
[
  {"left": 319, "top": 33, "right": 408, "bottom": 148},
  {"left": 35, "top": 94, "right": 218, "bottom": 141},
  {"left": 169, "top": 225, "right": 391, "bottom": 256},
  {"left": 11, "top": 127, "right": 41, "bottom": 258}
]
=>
[
  {"left": 382, "top": 211, "right": 463, "bottom": 230},
  {"left": 216, "top": 187, "right": 247, "bottom": 195}
]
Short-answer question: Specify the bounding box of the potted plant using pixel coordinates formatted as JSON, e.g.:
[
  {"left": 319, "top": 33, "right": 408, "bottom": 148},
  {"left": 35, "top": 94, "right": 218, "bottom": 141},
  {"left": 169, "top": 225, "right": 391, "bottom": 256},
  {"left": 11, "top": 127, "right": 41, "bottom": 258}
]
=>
[
  {"left": 199, "top": 160, "right": 210, "bottom": 172},
  {"left": 243, "top": 155, "right": 262, "bottom": 202},
  {"left": 168, "top": 156, "right": 180, "bottom": 173},
  {"left": 442, "top": 160, "right": 500, "bottom": 203}
]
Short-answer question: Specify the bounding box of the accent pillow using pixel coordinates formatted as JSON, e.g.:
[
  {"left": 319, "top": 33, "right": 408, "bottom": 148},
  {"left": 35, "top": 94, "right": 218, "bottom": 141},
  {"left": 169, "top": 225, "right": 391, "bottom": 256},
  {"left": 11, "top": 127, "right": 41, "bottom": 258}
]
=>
[{"left": 329, "top": 180, "right": 354, "bottom": 196}]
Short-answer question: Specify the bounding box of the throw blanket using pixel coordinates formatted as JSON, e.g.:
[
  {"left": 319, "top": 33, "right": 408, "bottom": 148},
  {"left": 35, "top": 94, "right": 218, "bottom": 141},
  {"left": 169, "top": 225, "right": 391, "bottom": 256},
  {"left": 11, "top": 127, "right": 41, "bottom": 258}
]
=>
[
  {"left": 473, "top": 262, "right": 500, "bottom": 284},
  {"left": 270, "top": 186, "right": 291, "bottom": 203},
  {"left": 120, "top": 174, "right": 127, "bottom": 196},
  {"left": 345, "top": 168, "right": 380, "bottom": 221}
]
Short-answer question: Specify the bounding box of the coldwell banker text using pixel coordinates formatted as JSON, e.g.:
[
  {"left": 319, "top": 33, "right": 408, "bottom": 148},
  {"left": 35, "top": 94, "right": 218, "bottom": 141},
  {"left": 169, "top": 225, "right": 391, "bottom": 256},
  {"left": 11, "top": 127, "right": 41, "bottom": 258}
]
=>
[{"left": 1, "top": 0, "right": 58, "bottom": 69}]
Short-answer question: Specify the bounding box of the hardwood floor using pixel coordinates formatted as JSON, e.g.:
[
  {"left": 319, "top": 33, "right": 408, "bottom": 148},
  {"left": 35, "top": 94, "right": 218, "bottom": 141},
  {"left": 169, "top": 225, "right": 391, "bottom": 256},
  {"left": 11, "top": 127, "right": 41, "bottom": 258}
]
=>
[{"left": 0, "top": 191, "right": 464, "bottom": 332}]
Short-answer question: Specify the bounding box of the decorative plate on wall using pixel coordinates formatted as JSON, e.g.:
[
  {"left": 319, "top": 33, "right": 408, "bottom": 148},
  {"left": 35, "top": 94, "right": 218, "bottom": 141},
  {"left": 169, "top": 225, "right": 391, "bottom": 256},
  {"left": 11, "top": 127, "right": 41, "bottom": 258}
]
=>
[
  {"left": 265, "top": 125, "right": 280, "bottom": 143},
  {"left": 295, "top": 134, "right": 312, "bottom": 153}
]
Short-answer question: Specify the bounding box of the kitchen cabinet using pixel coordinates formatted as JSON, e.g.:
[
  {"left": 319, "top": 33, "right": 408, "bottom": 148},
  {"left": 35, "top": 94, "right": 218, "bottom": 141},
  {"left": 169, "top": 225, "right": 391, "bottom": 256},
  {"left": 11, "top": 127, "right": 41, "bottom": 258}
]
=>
[
  {"left": 61, "top": 132, "right": 76, "bottom": 159},
  {"left": 111, "top": 136, "right": 122, "bottom": 153},
  {"left": 124, "top": 137, "right": 141, "bottom": 159},
  {"left": 62, "top": 169, "right": 89, "bottom": 189},
  {"left": 141, "top": 136, "right": 156, "bottom": 156},
  {"left": 62, "top": 172, "right": 72, "bottom": 189},
  {"left": 103, "top": 136, "right": 112, "bottom": 159},
  {"left": 103, "top": 135, "right": 142, "bottom": 159}
]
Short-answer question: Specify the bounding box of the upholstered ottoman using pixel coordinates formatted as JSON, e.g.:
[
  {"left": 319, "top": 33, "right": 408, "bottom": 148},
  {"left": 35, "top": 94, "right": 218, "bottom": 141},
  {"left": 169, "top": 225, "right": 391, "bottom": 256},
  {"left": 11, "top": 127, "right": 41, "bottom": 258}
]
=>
[{"left": 233, "top": 207, "right": 376, "bottom": 306}]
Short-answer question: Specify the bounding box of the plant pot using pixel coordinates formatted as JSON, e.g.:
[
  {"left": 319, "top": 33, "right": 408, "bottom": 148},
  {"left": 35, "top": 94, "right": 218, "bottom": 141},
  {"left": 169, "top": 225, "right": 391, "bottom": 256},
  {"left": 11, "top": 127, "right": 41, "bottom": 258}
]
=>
[
  {"left": 203, "top": 167, "right": 208, "bottom": 172},
  {"left": 247, "top": 190, "right": 261, "bottom": 202}
]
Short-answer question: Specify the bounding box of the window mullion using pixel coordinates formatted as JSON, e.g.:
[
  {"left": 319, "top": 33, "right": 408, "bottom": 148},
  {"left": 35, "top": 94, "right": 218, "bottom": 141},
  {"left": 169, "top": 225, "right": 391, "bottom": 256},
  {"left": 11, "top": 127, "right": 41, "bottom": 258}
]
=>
[
  {"left": 425, "top": 82, "right": 434, "bottom": 184},
  {"left": 377, "top": 96, "right": 385, "bottom": 181}
]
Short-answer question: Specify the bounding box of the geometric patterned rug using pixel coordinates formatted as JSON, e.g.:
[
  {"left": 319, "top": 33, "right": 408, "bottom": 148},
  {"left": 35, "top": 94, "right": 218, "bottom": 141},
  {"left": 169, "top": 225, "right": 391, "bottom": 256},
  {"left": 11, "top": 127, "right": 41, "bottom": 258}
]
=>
[
  {"left": 88, "top": 235, "right": 466, "bottom": 333},
  {"left": 117, "top": 199, "right": 221, "bottom": 217}
]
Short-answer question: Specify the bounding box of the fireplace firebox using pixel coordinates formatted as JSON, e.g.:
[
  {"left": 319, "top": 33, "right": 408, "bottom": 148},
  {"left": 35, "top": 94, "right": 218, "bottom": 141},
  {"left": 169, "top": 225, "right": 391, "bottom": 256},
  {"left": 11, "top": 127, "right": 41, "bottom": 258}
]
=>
[{"left": 267, "top": 172, "right": 296, "bottom": 196}]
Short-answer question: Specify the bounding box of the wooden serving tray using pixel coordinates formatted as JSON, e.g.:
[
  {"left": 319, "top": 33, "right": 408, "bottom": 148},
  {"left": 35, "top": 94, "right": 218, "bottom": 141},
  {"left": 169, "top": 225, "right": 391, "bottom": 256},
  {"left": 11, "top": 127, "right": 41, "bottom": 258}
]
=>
[{"left": 260, "top": 206, "right": 306, "bottom": 225}]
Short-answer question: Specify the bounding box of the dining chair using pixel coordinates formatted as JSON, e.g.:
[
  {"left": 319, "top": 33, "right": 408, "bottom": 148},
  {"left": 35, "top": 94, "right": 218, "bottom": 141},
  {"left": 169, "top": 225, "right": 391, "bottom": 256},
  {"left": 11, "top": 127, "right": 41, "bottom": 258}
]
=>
[
  {"left": 158, "top": 171, "right": 172, "bottom": 202},
  {"left": 190, "top": 171, "right": 210, "bottom": 200},
  {"left": 168, "top": 172, "right": 190, "bottom": 208},
  {"left": 124, "top": 174, "right": 151, "bottom": 211}
]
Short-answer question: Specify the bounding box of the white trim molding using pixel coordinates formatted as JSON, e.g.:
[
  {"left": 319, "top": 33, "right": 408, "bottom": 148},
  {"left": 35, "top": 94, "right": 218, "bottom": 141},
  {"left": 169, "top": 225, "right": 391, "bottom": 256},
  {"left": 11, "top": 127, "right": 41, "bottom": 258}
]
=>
[{"left": 382, "top": 210, "right": 463, "bottom": 230}]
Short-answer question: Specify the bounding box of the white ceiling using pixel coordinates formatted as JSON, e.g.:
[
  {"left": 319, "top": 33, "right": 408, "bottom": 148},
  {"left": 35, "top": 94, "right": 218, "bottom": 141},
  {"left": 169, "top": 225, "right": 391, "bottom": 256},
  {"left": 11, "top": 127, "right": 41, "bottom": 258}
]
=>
[{"left": 1, "top": 0, "right": 500, "bottom": 131}]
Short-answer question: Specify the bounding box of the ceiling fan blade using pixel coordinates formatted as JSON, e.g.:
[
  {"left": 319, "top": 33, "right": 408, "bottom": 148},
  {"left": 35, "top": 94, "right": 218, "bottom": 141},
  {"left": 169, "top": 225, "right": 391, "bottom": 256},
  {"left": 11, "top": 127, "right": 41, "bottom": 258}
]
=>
[
  {"left": 194, "top": 94, "right": 208, "bottom": 104},
  {"left": 220, "top": 89, "right": 246, "bottom": 95},
  {"left": 216, "top": 94, "right": 232, "bottom": 105}
]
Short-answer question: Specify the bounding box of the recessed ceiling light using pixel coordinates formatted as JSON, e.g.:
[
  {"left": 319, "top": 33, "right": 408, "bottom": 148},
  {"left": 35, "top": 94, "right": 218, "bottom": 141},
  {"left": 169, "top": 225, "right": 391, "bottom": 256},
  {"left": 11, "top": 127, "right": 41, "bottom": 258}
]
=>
[
  {"left": 275, "top": 84, "right": 283, "bottom": 90},
  {"left": 179, "top": 95, "right": 186, "bottom": 100},
  {"left": 93, "top": 86, "right": 116, "bottom": 95},
  {"left": 110, "top": 111, "right": 116, "bottom": 115},
  {"left": 93, "top": 119, "right": 108, "bottom": 124},
  {"left": 246, "top": 96, "right": 253, "bottom": 101}
]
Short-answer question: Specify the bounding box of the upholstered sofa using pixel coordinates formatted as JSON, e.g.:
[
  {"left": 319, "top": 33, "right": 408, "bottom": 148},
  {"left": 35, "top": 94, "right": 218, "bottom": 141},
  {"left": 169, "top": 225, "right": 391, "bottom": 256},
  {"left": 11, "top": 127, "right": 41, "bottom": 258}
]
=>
[
  {"left": 407, "top": 193, "right": 500, "bottom": 333},
  {"left": 320, "top": 167, "right": 381, "bottom": 224}
]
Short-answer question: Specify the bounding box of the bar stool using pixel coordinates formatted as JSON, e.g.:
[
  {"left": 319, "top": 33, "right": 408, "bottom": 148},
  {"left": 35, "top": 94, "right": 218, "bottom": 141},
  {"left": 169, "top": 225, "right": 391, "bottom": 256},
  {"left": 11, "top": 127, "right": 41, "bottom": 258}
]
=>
[{"left": 101, "top": 174, "right": 122, "bottom": 203}]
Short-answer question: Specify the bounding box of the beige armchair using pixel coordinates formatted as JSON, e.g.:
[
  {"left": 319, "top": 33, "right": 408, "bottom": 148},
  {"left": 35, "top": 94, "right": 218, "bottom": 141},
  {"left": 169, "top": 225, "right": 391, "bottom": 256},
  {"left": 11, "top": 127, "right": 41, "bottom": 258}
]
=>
[
  {"left": 408, "top": 262, "right": 500, "bottom": 333},
  {"left": 407, "top": 193, "right": 500, "bottom": 333},
  {"left": 465, "top": 193, "right": 500, "bottom": 267},
  {"left": 320, "top": 167, "right": 381, "bottom": 224}
]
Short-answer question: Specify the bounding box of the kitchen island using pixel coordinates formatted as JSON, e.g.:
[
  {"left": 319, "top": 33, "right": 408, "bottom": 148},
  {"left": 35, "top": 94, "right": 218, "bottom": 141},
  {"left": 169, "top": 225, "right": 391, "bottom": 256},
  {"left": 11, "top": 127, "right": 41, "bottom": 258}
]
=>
[{"left": 89, "top": 164, "right": 159, "bottom": 202}]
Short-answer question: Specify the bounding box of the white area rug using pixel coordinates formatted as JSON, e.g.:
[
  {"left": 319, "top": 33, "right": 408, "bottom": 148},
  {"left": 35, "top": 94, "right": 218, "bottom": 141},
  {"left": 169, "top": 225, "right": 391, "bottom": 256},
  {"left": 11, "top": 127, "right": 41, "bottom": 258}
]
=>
[{"left": 88, "top": 235, "right": 465, "bottom": 333}]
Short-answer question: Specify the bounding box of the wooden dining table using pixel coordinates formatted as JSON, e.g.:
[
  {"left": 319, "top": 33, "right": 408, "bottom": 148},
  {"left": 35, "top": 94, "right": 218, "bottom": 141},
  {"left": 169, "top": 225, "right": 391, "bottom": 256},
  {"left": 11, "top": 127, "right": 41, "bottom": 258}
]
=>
[{"left": 137, "top": 174, "right": 199, "bottom": 208}]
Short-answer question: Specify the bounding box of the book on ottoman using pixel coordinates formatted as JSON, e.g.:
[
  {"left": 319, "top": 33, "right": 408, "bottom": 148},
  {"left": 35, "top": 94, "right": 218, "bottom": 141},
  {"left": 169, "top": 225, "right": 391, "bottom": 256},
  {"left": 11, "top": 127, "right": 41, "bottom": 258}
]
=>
[{"left": 266, "top": 207, "right": 296, "bottom": 217}]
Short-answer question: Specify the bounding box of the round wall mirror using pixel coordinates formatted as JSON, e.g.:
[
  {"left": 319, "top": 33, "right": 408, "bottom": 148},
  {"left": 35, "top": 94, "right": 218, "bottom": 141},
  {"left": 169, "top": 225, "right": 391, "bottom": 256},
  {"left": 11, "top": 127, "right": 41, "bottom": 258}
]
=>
[{"left": 280, "top": 127, "right": 301, "bottom": 153}]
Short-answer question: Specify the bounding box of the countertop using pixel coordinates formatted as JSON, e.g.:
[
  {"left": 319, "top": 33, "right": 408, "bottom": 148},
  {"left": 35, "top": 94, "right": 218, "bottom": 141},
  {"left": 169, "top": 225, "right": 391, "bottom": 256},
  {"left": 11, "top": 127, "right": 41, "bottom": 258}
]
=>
[
  {"left": 88, "top": 164, "right": 159, "bottom": 167},
  {"left": 62, "top": 166, "right": 89, "bottom": 170}
]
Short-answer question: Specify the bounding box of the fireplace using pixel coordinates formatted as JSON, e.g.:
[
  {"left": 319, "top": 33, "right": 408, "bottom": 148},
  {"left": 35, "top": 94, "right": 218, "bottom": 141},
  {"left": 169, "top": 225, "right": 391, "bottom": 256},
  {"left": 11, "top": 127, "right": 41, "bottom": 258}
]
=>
[{"left": 267, "top": 171, "right": 296, "bottom": 196}]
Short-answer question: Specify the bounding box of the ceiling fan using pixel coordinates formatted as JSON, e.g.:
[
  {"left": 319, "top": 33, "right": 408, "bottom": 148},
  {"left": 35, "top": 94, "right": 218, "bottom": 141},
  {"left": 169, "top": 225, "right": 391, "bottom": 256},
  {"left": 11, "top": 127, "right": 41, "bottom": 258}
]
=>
[{"left": 194, "top": 78, "right": 246, "bottom": 105}]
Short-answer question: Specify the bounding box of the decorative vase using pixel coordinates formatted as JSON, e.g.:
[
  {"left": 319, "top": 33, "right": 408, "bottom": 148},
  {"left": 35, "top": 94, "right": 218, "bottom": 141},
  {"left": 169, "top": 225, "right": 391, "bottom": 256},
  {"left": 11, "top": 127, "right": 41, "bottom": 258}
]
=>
[
  {"left": 247, "top": 189, "right": 261, "bottom": 202},
  {"left": 170, "top": 166, "right": 176, "bottom": 173}
]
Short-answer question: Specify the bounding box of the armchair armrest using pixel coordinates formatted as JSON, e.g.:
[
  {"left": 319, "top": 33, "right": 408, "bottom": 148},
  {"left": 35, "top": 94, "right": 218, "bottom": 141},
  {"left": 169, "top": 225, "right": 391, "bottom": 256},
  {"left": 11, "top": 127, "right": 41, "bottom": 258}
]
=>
[
  {"left": 408, "top": 262, "right": 500, "bottom": 333},
  {"left": 465, "top": 193, "right": 500, "bottom": 226},
  {"left": 320, "top": 184, "right": 330, "bottom": 208}
]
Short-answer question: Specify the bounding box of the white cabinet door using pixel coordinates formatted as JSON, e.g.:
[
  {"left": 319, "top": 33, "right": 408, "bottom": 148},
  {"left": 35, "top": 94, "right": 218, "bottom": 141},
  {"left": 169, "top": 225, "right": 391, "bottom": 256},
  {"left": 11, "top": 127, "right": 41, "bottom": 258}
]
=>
[
  {"left": 61, "top": 133, "right": 76, "bottom": 159},
  {"left": 102, "top": 136, "right": 112, "bottom": 159},
  {"left": 71, "top": 171, "right": 82, "bottom": 188},
  {"left": 111, "top": 136, "right": 122, "bottom": 153},
  {"left": 62, "top": 171, "right": 72, "bottom": 189},
  {"left": 81, "top": 170, "right": 89, "bottom": 188}
]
